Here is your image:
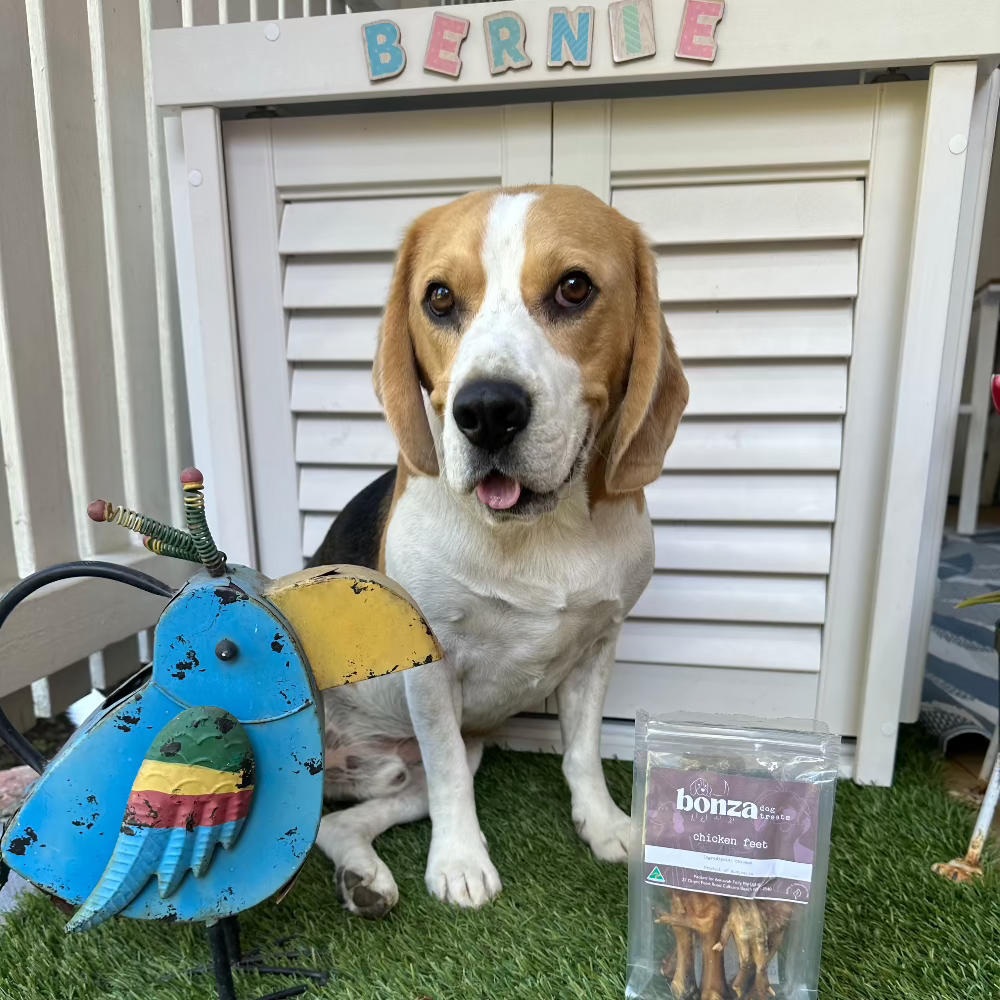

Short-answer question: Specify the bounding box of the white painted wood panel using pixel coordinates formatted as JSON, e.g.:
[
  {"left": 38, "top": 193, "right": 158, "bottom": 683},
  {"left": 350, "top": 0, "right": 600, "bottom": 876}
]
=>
[
  {"left": 617, "top": 620, "right": 821, "bottom": 672},
  {"left": 685, "top": 363, "right": 847, "bottom": 416},
  {"left": 287, "top": 312, "right": 381, "bottom": 362},
  {"left": 286, "top": 303, "right": 855, "bottom": 364},
  {"left": 286, "top": 245, "right": 859, "bottom": 311},
  {"left": 665, "top": 420, "right": 842, "bottom": 471},
  {"left": 602, "top": 663, "right": 820, "bottom": 721},
  {"left": 645, "top": 474, "right": 838, "bottom": 523},
  {"left": 302, "top": 511, "right": 334, "bottom": 557},
  {"left": 296, "top": 416, "right": 398, "bottom": 466},
  {"left": 632, "top": 573, "right": 826, "bottom": 624},
  {"left": 657, "top": 243, "right": 859, "bottom": 302},
  {"left": 615, "top": 180, "right": 865, "bottom": 245},
  {"left": 26, "top": 0, "right": 126, "bottom": 557},
  {"left": 90, "top": 0, "right": 171, "bottom": 523},
  {"left": 296, "top": 417, "right": 842, "bottom": 472},
  {"left": 611, "top": 87, "right": 876, "bottom": 177},
  {"left": 291, "top": 367, "right": 379, "bottom": 414},
  {"left": 280, "top": 195, "right": 454, "bottom": 255},
  {"left": 287, "top": 364, "right": 847, "bottom": 418},
  {"left": 272, "top": 108, "right": 505, "bottom": 190},
  {"left": 665, "top": 302, "right": 853, "bottom": 359},
  {"left": 652, "top": 525, "right": 832, "bottom": 575},
  {"left": 0, "top": 0, "right": 77, "bottom": 575},
  {"left": 284, "top": 257, "right": 393, "bottom": 310},
  {"left": 299, "top": 465, "right": 390, "bottom": 512}
]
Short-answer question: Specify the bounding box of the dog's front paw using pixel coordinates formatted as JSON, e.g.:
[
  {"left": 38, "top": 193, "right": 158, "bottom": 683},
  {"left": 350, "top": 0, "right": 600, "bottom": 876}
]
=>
[
  {"left": 574, "top": 802, "right": 630, "bottom": 863},
  {"left": 425, "top": 834, "right": 502, "bottom": 908}
]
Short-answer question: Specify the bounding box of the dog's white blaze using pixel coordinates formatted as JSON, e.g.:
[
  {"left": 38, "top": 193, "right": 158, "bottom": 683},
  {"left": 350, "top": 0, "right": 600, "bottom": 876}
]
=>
[{"left": 441, "top": 192, "right": 589, "bottom": 495}]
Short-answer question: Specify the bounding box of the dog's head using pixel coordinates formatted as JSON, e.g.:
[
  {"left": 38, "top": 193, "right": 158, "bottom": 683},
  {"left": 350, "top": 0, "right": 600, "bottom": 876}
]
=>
[{"left": 374, "top": 185, "right": 688, "bottom": 520}]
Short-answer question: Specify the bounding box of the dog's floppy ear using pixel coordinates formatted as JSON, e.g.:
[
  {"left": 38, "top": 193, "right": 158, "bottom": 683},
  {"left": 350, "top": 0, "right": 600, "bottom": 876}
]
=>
[
  {"left": 373, "top": 223, "right": 440, "bottom": 477},
  {"left": 605, "top": 234, "right": 689, "bottom": 494}
]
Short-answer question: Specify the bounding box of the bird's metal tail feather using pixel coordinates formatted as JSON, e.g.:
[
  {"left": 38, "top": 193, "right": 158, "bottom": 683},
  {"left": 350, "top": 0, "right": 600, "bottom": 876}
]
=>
[{"left": 66, "top": 829, "right": 164, "bottom": 933}]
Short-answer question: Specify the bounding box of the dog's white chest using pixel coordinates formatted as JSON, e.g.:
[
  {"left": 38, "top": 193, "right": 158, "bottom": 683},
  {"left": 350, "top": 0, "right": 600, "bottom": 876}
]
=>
[{"left": 385, "top": 478, "right": 653, "bottom": 729}]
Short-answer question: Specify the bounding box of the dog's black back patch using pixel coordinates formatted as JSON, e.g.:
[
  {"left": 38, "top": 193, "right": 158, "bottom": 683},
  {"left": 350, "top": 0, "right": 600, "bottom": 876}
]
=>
[{"left": 307, "top": 467, "right": 397, "bottom": 570}]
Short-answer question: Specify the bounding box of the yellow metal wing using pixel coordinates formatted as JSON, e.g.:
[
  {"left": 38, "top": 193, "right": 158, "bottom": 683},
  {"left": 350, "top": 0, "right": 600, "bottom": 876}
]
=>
[{"left": 265, "top": 565, "right": 444, "bottom": 690}]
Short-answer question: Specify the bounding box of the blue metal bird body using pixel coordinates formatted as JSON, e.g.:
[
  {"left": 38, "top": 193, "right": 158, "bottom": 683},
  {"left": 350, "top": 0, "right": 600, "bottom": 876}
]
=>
[{"left": 1, "top": 565, "right": 325, "bottom": 928}]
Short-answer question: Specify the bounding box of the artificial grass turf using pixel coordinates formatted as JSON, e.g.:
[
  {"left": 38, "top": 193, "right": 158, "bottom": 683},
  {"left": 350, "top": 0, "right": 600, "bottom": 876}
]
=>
[{"left": 0, "top": 725, "right": 996, "bottom": 1000}]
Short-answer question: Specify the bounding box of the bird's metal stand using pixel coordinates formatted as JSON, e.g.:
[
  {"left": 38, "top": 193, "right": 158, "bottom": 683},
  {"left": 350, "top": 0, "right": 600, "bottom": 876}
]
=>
[{"left": 205, "top": 916, "right": 329, "bottom": 1000}]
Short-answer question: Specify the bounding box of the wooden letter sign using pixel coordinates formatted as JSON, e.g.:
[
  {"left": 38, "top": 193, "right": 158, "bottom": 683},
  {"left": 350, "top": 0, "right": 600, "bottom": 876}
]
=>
[
  {"left": 547, "top": 6, "right": 596, "bottom": 68},
  {"left": 362, "top": 20, "right": 406, "bottom": 81},
  {"left": 483, "top": 12, "right": 532, "bottom": 75},
  {"left": 424, "top": 12, "right": 470, "bottom": 78},
  {"left": 608, "top": 0, "right": 656, "bottom": 63},
  {"left": 675, "top": 0, "right": 724, "bottom": 62}
]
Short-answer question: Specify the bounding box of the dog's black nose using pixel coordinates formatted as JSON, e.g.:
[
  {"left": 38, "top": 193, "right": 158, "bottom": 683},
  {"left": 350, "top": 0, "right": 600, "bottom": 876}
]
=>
[{"left": 452, "top": 379, "right": 532, "bottom": 451}]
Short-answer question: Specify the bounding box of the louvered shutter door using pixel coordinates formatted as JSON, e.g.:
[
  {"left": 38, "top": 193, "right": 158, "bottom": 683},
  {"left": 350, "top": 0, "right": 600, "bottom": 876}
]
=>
[{"left": 555, "top": 85, "right": 926, "bottom": 731}]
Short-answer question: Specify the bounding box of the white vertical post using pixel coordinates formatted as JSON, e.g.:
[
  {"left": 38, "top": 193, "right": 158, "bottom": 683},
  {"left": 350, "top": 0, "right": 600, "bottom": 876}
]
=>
[
  {"left": 24, "top": 0, "right": 127, "bottom": 558},
  {"left": 141, "top": 0, "right": 192, "bottom": 529},
  {"left": 0, "top": 0, "right": 77, "bottom": 577},
  {"left": 178, "top": 107, "right": 257, "bottom": 566},
  {"left": 899, "top": 67, "right": 1000, "bottom": 726},
  {"left": 958, "top": 289, "right": 1000, "bottom": 534},
  {"left": 857, "top": 62, "right": 980, "bottom": 785},
  {"left": 88, "top": 0, "right": 172, "bottom": 525}
]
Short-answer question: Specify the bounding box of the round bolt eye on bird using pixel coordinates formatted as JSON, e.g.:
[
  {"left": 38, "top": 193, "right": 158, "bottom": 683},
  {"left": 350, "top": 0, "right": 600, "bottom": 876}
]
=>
[{"left": 0, "top": 468, "right": 444, "bottom": 1000}]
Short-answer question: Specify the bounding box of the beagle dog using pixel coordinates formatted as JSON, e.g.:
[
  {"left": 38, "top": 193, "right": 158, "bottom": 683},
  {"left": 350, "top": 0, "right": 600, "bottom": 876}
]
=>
[{"left": 311, "top": 184, "right": 688, "bottom": 918}]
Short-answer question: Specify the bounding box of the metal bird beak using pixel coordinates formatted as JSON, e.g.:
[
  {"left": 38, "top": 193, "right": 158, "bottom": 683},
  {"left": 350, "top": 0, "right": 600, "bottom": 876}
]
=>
[{"left": 265, "top": 565, "right": 444, "bottom": 691}]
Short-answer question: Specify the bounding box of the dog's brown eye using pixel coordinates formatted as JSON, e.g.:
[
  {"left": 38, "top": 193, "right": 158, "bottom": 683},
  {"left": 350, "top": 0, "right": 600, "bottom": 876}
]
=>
[
  {"left": 427, "top": 284, "right": 455, "bottom": 317},
  {"left": 555, "top": 272, "right": 593, "bottom": 308}
]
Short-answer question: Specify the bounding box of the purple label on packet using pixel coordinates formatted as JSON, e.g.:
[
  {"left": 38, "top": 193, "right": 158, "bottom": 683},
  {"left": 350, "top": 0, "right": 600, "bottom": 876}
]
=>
[{"left": 643, "top": 768, "right": 820, "bottom": 903}]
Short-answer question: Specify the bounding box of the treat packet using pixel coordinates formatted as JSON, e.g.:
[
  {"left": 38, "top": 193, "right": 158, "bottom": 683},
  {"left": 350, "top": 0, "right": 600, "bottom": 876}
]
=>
[{"left": 626, "top": 712, "right": 840, "bottom": 1000}]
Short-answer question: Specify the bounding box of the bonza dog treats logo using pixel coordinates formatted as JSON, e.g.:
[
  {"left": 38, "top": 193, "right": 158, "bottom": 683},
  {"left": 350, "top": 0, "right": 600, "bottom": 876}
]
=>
[{"left": 674, "top": 777, "right": 759, "bottom": 819}]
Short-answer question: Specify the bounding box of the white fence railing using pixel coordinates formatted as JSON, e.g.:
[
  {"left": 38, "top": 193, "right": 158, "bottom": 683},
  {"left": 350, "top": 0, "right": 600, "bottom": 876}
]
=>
[{"left": 0, "top": 0, "right": 192, "bottom": 734}]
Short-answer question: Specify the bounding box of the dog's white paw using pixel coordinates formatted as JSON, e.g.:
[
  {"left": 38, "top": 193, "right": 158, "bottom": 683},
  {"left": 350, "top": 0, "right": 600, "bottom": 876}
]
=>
[
  {"left": 425, "top": 834, "right": 502, "bottom": 908},
  {"left": 575, "top": 803, "right": 630, "bottom": 863},
  {"left": 335, "top": 851, "right": 400, "bottom": 920}
]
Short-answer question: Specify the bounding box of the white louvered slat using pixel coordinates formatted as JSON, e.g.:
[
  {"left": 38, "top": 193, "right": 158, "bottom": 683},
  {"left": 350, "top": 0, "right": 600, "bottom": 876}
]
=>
[
  {"left": 291, "top": 367, "right": 379, "bottom": 414},
  {"left": 284, "top": 303, "right": 855, "bottom": 365},
  {"left": 280, "top": 195, "right": 454, "bottom": 254},
  {"left": 632, "top": 573, "right": 826, "bottom": 624},
  {"left": 614, "top": 180, "right": 865, "bottom": 245},
  {"left": 617, "top": 620, "right": 821, "bottom": 672},
  {"left": 287, "top": 312, "right": 381, "bottom": 362},
  {"left": 652, "top": 525, "right": 832, "bottom": 574},
  {"left": 287, "top": 364, "right": 847, "bottom": 418},
  {"left": 296, "top": 416, "right": 398, "bottom": 466},
  {"left": 296, "top": 415, "right": 841, "bottom": 472},
  {"left": 666, "top": 420, "right": 842, "bottom": 471},
  {"left": 602, "top": 664, "right": 820, "bottom": 721},
  {"left": 300, "top": 465, "right": 391, "bottom": 513},
  {"left": 303, "top": 511, "right": 334, "bottom": 557},
  {"left": 665, "top": 302, "right": 853, "bottom": 359},
  {"left": 284, "top": 258, "right": 393, "bottom": 310},
  {"left": 658, "top": 243, "right": 858, "bottom": 302},
  {"left": 645, "top": 474, "right": 838, "bottom": 522},
  {"left": 685, "top": 363, "right": 847, "bottom": 415}
]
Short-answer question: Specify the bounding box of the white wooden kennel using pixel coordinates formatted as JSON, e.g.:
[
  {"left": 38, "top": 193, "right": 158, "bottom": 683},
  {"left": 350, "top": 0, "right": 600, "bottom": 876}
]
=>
[{"left": 153, "top": 0, "right": 1000, "bottom": 784}]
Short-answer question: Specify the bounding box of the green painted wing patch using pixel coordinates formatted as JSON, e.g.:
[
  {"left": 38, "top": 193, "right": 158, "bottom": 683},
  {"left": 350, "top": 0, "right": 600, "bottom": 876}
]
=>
[{"left": 145, "top": 706, "right": 254, "bottom": 784}]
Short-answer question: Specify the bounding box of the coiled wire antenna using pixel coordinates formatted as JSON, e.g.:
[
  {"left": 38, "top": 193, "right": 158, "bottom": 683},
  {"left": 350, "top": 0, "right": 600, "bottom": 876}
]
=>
[{"left": 88, "top": 467, "right": 227, "bottom": 577}]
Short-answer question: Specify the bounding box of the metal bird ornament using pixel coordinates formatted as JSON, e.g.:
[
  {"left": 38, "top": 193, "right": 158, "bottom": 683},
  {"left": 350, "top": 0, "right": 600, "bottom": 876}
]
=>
[{"left": 0, "top": 468, "right": 442, "bottom": 998}]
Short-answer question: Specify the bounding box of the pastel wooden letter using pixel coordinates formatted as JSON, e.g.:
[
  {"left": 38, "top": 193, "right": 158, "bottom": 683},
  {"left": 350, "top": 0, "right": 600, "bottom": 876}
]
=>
[
  {"left": 483, "top": 12, "right": 532, "bottom": 75},
  {"left": 609, "top": 0, "right": 655, "bottom": 63},
  {"left": 424, "top": 12, "right": 470, "bottom": 78},
  {"left": 547, "top": 6, "right": 595, "bottom": 68},
  {"left": 675, "top": 0, "right": 724, "bottom": 62},
  {"left": 362, "top": 20, "right": 406, "bottom": 82}
]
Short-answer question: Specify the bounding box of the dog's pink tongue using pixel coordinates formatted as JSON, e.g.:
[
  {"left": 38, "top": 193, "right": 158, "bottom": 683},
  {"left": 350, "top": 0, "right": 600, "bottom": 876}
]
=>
[{"left": 477, "top": 474, "right": 521, "bottom": 510}]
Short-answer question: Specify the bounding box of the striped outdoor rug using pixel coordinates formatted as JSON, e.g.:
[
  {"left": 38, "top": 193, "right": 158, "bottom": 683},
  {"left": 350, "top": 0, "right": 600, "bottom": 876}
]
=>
[{"left": 922, "top": 530, "right": 1000, "bottom": 749}]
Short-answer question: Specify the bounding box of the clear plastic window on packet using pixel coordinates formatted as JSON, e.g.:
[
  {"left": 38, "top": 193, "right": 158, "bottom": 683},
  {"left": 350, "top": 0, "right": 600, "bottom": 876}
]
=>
[{"left": 626, "top": 712, "right": 840, "bottom": 1000}]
